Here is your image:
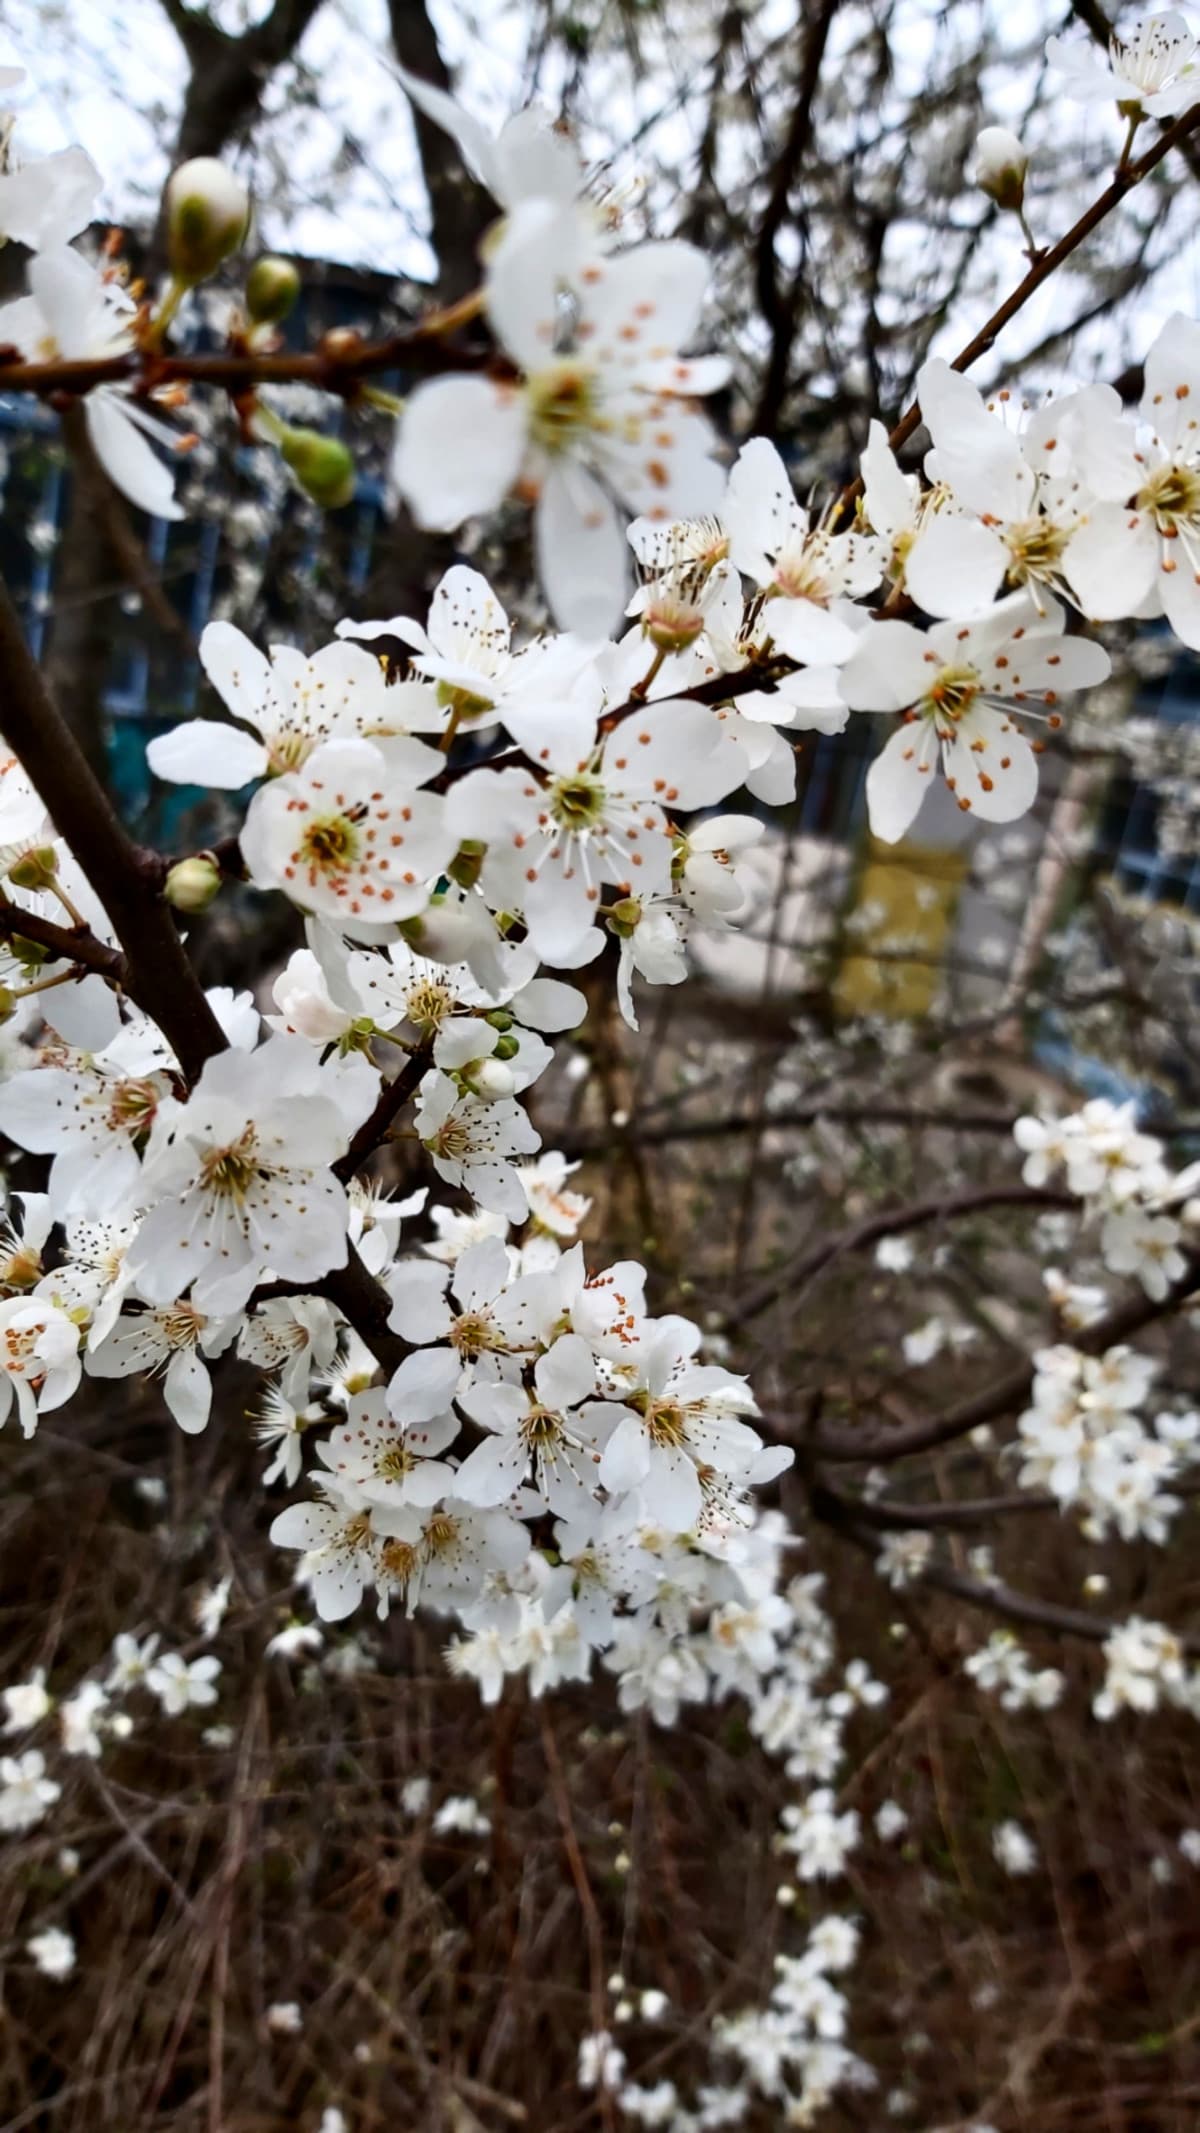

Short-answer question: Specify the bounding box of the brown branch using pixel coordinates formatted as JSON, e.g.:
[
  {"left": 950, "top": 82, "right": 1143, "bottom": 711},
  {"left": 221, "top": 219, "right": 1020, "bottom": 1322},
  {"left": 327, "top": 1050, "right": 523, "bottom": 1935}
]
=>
[
  {"left": 751, "top": 0, "right": 841, "bottom": 434},
  {"left": 836, "top": 96, "right": 1200, "bottom": 515},
  {"left": 0, "top": 901, "right": 128, "bottom": 987},
  {"left": 734, "top": 1182, "right": 1074, "bottom": 1325},
  {"left": 332, "top": 1044, "right": 430, "bottom": 1183},
  {"left": 0, "top": 302, "right": 492, "bottom": 403},
  {"left": 557, "top": 1099, "right": 1028, "bottom": 1158},
  {"left": 0, "top": 571, "right": 225, "bottom": 1082},
  {"left": 811, "top": 1250, "right": 1200, "bottom": 1463},
  {"left": 812, "top": 1500, "right": 1200, "bottom": 1654},
  {"left": 916, "top": 1553, "right": 1200, "bottom": 1656},
  {"left": 824, "top": 1486, "right": 1056, "bottom": 1530}
]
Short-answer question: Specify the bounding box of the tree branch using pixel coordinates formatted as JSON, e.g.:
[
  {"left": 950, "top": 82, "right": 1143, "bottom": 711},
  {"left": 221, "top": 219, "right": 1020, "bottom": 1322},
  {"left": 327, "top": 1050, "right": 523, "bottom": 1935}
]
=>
[
  {"left": 0, "top": 902, "right": 128, "bottom": 987},
  {"left": 0, "top": 571, "right": 225, "bottom": 1082},
  {"left": 811, "top": 1251, "right": 1200, "bottom": 1463},
  {"left": 0, "top": 303, "right": 493, "bottom": 402},
  {"left": 751, "top": 0, "right": 841, "bottom": 434},
  {"left": 836, "top": 96, "right": 1200, "bottom": 514},
  {"left": 734, "top": 1183, "right": 1074, "bottom": 1326},
  {"left": 810, "top": 1499, "right": 1200, "bottom": 1653}
]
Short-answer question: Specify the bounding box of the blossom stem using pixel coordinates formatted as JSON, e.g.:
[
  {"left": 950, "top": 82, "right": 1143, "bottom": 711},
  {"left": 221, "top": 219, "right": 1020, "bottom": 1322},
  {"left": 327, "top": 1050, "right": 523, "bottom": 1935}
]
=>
[
  {"left": 9, "top": 967, "right": 83, "bottom": 1001},
  {"left": 143, "top": 275, "right": 190, "bottom": 351},
  {"left": 1117, "top": 109, "right": 1144, "bottom": 172},
  {"left": 628, "top": 647, "right": 667, "bottom": 703},
  {"left": 360, "top": 384, "right": 405, "bottom": 415},
  {"left": 46, "top": 879, "right": 87, "bottom": 930}
]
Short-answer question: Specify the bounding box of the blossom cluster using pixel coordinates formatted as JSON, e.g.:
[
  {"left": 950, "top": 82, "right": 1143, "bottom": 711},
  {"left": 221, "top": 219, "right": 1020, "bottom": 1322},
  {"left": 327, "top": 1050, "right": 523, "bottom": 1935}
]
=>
[
  {"left": 964, "top": 1630, "right": 1066, "bottom": 1712},
  {"left": 1015, "top": 1342, "right": 1198, "bottom": 1541},
  {"left": 1095, "top": 1612, "right": 1199, "bottom": 1720},
  {"left": 1015, "top": 1097, "right": 1199, "bottom": 1301}
]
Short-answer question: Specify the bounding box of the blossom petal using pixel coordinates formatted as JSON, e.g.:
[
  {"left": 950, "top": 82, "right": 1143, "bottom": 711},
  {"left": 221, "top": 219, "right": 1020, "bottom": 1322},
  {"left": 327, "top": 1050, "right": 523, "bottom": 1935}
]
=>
[
  {"left": 904, "top": 515, "right": 1006, "bottom": 618},
  {"left": 393, "top": 376, "right": 527, "bottom": 531},
  {"left": 534, "top": 1333, "right": 595, "bottom": 1411},
  {"left": 387, "top": 1346, "right": 460, "bottom": 1423},
  {"left": 535, "top": 463, "right": 628, "bottom": 636},
  {"left": 864, "top": 721, "right": 939, "bottom": 843},
  {"left": 85, "top": 395, "right": 183, "bottom": 522},
  {"left": 164, "top": 1347, "right": 212, "bottom": 1434},
  {"left": 146, "top": 720, "right": 268, "bottom": 788},
  {"left": 1065, "top": 506, "right": 1158, "bottom": 619}
]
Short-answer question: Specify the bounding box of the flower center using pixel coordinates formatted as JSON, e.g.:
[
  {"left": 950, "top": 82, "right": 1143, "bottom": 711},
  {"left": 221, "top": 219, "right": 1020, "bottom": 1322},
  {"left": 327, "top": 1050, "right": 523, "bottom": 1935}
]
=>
[
  {"left": 268, "top": 730, "right": 317, "bottom": 774},
  {"left": 436, "top": 679, "right": 495, "bottom": 722},
  {"left": 771, "top": 539, "right": 831, "bottom": 605},
  {"left": 404, "top": 978, "right": 456, "bottom": 1030},
  {"left": 424, "top": 1512, "right": 460, "bottom": 1557},
  {"left": 377, "top": 1443, "right": 415, "bottom": 1479},
  {"left": 646, "top": 1399, "right": 687, "bottom": 1449},
  {"left": 550, "top": 773, "right": 606, "bottom": 831},
  {"left": 0, "top": 1245, "right": 42, "bottom": 1290},
  {"left": 1139, "top": 462, "right": 1200, "bottom": 532},
  {"left": 2, "top": 1325, "right": 38, "bottom": 1373},
  {"left": 381, "top": 1537, "right": 419, "bottom": 1581},
  {"left": 521, "top": 1406, "right": 563, "bottom": 1447},
  {"left": 200, "top": 1124, "right": 260, "bottom": 1201},
  {"left": 922, "top": 663, "right": 980, "bottom": 725},
  {"left": 450, "top": 1309, "right": 503, "bottom": 1359},
  {"left": 298, "top": 813, "right": 360, "bottom": 873},
  {"left": 643, "top": 587, "right": 706, "bottom": 652},
  {"left": 107, "top": 1076, "right": 161, "bottom": 1138},
  {"left": 1005, "top": 518, "right": 1071, "bottom": 582},
  {"left": 526, "top": 360, "right": 600, "bottom": 454},
  {"left": 162, "top": 1303, "right": 205, "bottom": 1350},
  {"left": 431, "top": 1117, "right": 472, "bottom": 1160}
]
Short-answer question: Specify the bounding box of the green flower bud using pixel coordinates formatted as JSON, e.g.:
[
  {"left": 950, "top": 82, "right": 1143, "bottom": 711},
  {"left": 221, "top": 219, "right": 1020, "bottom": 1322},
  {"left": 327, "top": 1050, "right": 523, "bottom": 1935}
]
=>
[
  {"left": 245, "top": 255, "right": 301, "bottom": 325},
  {"left": 165, "top": 158, "right": 251, "bottom": 284},
  {"left": 164, "top": 855, "right": 221, "bottom": 913},
  {"left": 278, "top": 427, "right": 356, "bottom": 510},
  {"left": 492, "top": 1032, "right": 520, "bottom": 1060},
  {"left": 484, "top": 1008, "right": 514, "bottom": 1032}
]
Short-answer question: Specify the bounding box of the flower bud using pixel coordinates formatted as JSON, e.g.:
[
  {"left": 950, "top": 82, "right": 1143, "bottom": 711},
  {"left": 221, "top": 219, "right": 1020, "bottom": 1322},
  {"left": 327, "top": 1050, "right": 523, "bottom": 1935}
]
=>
[
  {"left": 483, "top": 1008, "right": 514, "bottom": 1032},
  {"left": 245, "top": 255, "right": 300, "bottom": 326},
  {"left": 492, "top": 1032, "right": 520, "bottom": 1061},
  {"left": 471, "top": 1058, "right": 518, "bottom": 1101},
  {"left": 164, "top": 854, "right": 221, "bottom": 913},
  {"left": 973, "top": 127, "right": 1028, "bottom": 213},
  {"left": 279, "top": 427, "right": 356, "bottom": 509},
  {"left": 0, "top": 984, "right": 17, "bottom": 1025},
  {"left": 7, "top": 845, "right": 58, "bottom": 891},
  {"left": 165, "top": 158, "right": 251, "bottom": 284}
]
